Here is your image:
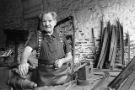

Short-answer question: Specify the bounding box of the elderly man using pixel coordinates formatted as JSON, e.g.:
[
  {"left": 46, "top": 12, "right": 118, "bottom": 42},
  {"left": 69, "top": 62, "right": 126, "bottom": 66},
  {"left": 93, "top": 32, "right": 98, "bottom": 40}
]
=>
[{"left": 18, "top": 11, "right": 72, "bottom": 87}]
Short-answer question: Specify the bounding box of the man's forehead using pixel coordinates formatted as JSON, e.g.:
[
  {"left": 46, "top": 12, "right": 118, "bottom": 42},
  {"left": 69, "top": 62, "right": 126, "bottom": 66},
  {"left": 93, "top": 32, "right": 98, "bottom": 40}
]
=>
[{"left": 42, "top": 13, "right": 54, "bottom": 20}]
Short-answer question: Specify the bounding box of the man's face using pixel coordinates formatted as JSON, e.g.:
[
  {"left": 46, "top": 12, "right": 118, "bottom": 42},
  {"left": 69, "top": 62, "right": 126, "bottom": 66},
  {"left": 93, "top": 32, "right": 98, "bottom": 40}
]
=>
[{"left": 41, "top": 13, "right": 57, "bottom": 34}]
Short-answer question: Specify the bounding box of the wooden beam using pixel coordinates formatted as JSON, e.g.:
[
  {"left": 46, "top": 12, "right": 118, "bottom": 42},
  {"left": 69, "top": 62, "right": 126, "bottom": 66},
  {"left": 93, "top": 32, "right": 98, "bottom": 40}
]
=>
[{"left": 108, "top": 56, "right": 135, "bottom": 89}]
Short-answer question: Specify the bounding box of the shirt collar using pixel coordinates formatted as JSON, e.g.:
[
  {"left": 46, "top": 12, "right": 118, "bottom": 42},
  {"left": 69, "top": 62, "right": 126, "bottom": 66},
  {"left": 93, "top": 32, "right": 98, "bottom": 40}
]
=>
[{"left": 42, "top": 30, "right": 58, "bottom": 38}]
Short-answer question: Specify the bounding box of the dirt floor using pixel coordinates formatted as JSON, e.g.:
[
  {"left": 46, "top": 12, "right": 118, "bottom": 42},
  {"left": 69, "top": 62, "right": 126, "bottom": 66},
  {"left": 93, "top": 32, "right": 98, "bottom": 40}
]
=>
[{"left": 34, "top": 70, "right": 117, "bottom": 90}]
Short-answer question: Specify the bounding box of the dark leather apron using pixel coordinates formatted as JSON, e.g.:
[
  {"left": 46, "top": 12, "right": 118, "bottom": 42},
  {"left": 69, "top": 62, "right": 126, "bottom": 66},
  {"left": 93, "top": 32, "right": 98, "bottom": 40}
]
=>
[{"left": 36, "top": 64, "right": 71, "bottom": 86}]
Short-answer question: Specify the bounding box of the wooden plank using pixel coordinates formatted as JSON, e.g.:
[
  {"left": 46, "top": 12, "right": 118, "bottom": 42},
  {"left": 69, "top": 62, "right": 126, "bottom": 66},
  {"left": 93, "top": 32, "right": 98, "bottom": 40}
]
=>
[
  {"left": 118, "top": 69, "right": 135, "bottom": 90},
  {"left": 91, "top": 71, "right": 110, "bottom": 90},
  {"left": 110, "top": 26, "right": 118, "bottom": 69},
  {"left": 108, "top": 56, "right": 135, "bottom": 89},
  {"left": 93, "top": 68, "right": 121, "bottom": 72},
  {"left": 108, "top": 26, "right": 118, "bottom": 69},
  {"left": 97, "top": 27, "right": 110, "bottom": 69},
  {"left": 127, "top": 32, "right": 130, "bottom": 65},
  {"left": 117, "top": 20, "right": 124, "bottom": 65},
  {"left": 93, "top": 69, "right": 120, "bottom": 77},
  {"left": 129, "top": 76, "right": 135, "bottom": 90}
]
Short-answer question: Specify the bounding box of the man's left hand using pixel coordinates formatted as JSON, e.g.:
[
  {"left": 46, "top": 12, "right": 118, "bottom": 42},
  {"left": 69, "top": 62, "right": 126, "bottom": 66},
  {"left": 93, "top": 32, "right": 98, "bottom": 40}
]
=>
[{"left": 55, "top": 59, "right": 64, "bottom": 68}]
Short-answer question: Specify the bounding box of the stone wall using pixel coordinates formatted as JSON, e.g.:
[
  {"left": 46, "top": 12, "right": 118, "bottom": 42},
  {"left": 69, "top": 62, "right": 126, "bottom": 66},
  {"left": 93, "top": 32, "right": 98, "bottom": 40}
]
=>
[
  {"left": 0, "top": 0, "right": 23, "bottom": 49},
  {"left": 41, "top": 0, "right": 135, "bottom": 63},
  {"left": 1, "top": 0, "right": 135, "bottom": 63}
]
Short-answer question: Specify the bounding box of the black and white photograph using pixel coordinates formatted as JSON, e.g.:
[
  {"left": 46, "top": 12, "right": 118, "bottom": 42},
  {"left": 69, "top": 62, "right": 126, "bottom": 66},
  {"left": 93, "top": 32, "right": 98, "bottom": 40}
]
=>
[{"left": 0, "top": 0, "right": 134, "bottom": 90}]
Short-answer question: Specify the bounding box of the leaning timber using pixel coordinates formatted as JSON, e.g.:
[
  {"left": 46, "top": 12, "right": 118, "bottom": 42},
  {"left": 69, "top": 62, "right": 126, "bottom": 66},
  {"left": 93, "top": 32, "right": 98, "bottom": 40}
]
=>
[
  {"left": 95, "top": 18, "right": 104, "bottom": 67},
  {"left": 109, "top": 26, "right": 118, "bottom": 69},
  {"left": 97, "top": 28, "right": 110, "bottom": 69},
  {"left": 118, "top": 69, "right": 135, "bottom": 90},
  {"left": 117, "top": 20, "right": 124, "bottom": 66},
  {"left": 97, "top": 22, "right": 111, "bottom": 69},
  {"left": 108, "top": 56, "right": 135, "bottom": 90},
  {"left": 91, "top": 71, "right": 110, "bottom": 90}
]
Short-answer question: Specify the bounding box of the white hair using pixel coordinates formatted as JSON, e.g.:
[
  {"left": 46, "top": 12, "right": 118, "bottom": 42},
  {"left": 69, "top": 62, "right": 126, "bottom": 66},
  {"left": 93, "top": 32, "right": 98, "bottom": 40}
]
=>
[{"left": 39, "top": 11, "right": 57, "bottom": 21}]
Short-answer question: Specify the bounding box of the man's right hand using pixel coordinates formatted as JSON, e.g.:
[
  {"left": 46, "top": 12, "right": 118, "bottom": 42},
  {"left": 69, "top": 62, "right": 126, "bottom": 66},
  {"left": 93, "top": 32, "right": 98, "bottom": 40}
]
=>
[{"left": 18, "top": 63, "right": 29, "bottom": 76}]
